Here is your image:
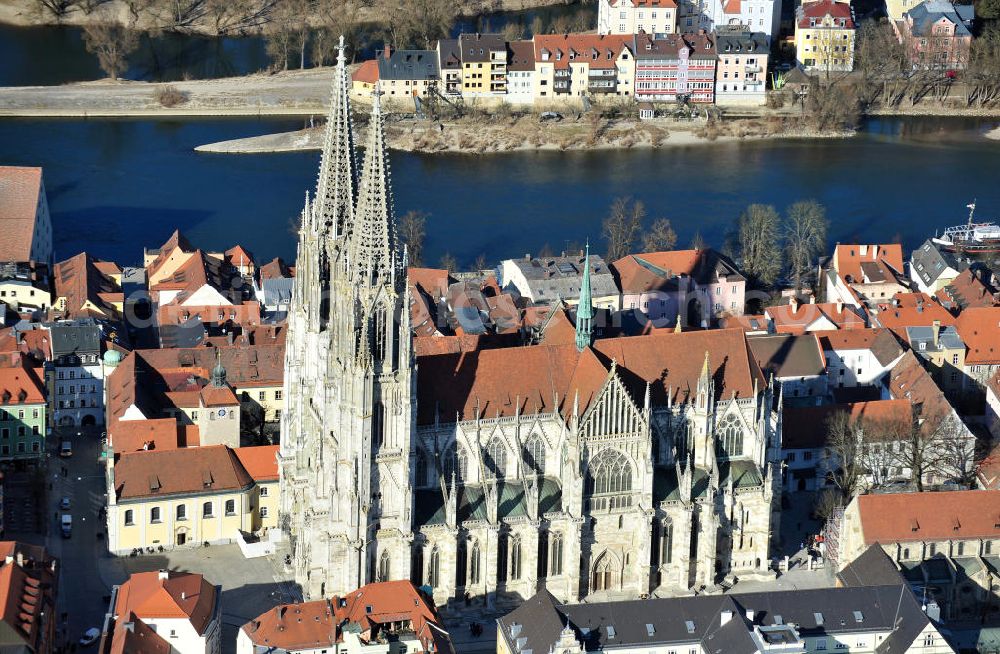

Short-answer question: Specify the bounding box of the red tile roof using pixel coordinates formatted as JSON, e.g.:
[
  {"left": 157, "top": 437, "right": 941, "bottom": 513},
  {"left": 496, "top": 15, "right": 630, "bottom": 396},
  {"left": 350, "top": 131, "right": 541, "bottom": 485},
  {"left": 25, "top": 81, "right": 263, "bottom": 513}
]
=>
[
  {"left": 0, "top": 364, "right": 45, "bottom": 405},
  {"left": 782, "top": 400, "right": 911, "bottom": 449},
  {"left": 53, "top": 252, "right": 123, "bottom": 319},
  {"left": 352, "top": 59, "right": 379, "bottom": 84},
  {"left": 814, "top": 328, "right": 905, "bottom": 366},
  {"left": 833, "top": 244, "right": 904, "bottom": 283},
  {"left": 234, "top": 445, "right": 279, "bottom": 482},
  {"left": 0, "top": 541, "right": 57, "bottom": 654},
  {"left": 259, "top": 257, "right": 292, "bottom": 281},
  {"left": 874, "top": 292, "right": 955, "bottom": 341},
  {"left": 765, "top": 301, "right": 867, "bottom": 334},
  {"left": 416, "top": 329, "right": 765, "bottom": 424},
  {"left": 612, "top": 250, "right": 701, "bottom": 294},
  {"left": 113, "top": 571, "right": 218, "bottom": 637},
  {"left": 114, "top": 445, "right": 254, "bottom": 501},
  {"left": 856, "top": 490, "right": 1000, "bottom": 544},
  {"left": 533, "top": 34, "right": 634, "bottom": 70},
  {"left": 935, "top": 268, "right": 998, "bottom": 313},
  {"left": 954, "top": 307, "right": 1000, "bottom": 365},
  {"left": 0, "top": 167, "right": 43, "bottom": 263},
  {"left": 977, "top": 440, "right": 1000, "bottom": 490},
  {"left": 798, "top": 0, "right": 855, "bottom": 28}
]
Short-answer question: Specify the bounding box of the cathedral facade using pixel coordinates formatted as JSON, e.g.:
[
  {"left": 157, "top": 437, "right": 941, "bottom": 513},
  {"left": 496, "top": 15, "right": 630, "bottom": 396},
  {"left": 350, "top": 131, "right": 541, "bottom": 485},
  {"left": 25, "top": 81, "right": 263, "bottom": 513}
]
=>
[{"left": 279, "top": 42, "right": 783, "bottom": 610}]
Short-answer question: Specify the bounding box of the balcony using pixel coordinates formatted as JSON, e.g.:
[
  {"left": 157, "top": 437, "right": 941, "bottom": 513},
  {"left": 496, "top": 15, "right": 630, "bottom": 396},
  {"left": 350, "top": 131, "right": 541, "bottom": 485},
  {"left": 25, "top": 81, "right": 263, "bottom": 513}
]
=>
[{"left": 745, "top": 66, "right": 763, "bottom": 74}]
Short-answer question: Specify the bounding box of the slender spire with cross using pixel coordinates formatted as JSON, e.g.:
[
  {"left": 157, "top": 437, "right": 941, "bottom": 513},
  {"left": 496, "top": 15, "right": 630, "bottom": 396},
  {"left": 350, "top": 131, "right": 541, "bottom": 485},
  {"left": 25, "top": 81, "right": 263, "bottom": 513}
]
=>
[
  {"left": 347, "top": 83, "right": 399, "bottom": 287},
  {"left": 313, "top": 35, "right": 358, "bottom": 250},
  {"left": 575, "top": 241, "right": 594, "bottom": 352}
]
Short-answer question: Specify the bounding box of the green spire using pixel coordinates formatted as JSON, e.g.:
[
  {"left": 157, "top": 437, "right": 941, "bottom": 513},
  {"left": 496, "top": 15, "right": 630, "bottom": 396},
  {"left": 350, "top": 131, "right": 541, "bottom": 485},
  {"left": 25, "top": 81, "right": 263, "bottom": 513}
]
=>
[
  {"left": 576, "top": 242, "right": 594, "bottom": 352},
  {"left": 210, "top": 349, "right": 228, "bottom": 388}
]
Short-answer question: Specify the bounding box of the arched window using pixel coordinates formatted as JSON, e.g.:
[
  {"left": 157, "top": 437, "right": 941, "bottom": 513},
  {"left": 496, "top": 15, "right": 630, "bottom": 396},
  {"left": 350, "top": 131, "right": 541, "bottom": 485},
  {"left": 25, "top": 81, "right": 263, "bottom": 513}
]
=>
[
  {"left": 660, "top": 518, "right": 673, "bottom": 565},
  {"left": 415, "top": 450, "right": 428, "bottom": 488},
  {"left": 486, "top": 438, "right": 507, "bottom": 479},
  {"left": 510, "top": 535, "right": 522, "bottom": 580},
  {"left": 428, "top": 546, "right": 440, "bottom": 587},
  {"left": 470, "top": 541, "right": 481, "bottom": 585},
  {"left": 716, "top": 414, "right": 744, "bottom": 458},
  {"left": 443, "top": 444, "right": 468, "bottom": 484},
  {"left": 675, "top": 423, "right": 690, "bottom": 458},
  {"left": 585, "top": 449, "right": 633, "bottom": 511},
  {"left": 592, "top": 552, "right": 618, "bottom": 592},
  {"left": 550, "top": 532, "right": 564, "bottom": 576},
  {"left": 378, "top": 550, "right": 391, "bottom": 582},
  {"left": 523, "top": 436, "right": 546, "bottom": 475},
  {"left": 456, "top": 540, "right": 468, "bottom": 587},
  {"left": 411, "top": 546, "right": 424, "bottom": 586}
]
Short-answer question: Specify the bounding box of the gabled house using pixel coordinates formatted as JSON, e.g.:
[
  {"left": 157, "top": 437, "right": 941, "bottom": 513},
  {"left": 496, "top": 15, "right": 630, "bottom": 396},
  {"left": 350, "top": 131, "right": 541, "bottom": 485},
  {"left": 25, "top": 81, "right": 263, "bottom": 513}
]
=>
[
  {"left": 910, "top": 239, "right": 966, "bottom": 294},
  {"left": 816, "top": 327, "right": 905, "bottom": 391},
  {"left": 532, "top": 34, "right": 636, "bottom": 99},
  {"left": 893, "top": 0, "right": 973, "bottom": 70},
  {"left": 598, "top": 0, "right": 678, "bottom": 36},
  {"left": 935, "top": 268, "right": 998, "bottom": 314},
  {"left": 873, "top": 291, "right": 956, "bottom": 342},
  {"left": 825, "top": 243, "right": 907, "bottom": 308},
  {"left": 633, "top": 31, "right": 718, "bottom": 103},
  {"left": 954, "top": 306, "right": 1000, "bottom": 388},
  {"left": 0, "top": 166, "right": 53, "bottom": 267},
  {"left": 764, "top": 298, "right": 867, "bottom": 334},
  {"left": 795, "top": 0, "right": 856, "bottom": 72}
]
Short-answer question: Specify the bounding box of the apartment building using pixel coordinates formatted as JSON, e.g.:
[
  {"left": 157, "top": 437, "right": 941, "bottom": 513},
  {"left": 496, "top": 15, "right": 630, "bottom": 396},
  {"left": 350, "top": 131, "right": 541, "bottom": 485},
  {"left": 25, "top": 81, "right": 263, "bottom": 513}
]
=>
[
  {"left": 458, "top": 33, "right": 507, "bottom": 96},
  {"left": 375, "top": 47, "right": 440, "bottom": 100},
  {"left": 506, "top": 40, "right": 537, "bottom": 104},
  {"left": 598, "top": 0, "right": 677, "bottom": 35},
  {"left": 795, "top": 0, "right": 857, "bottom": 72},
  {"left": 634, "top": 31, "right": 717, "bottom": 103},
  {"left": 533, "top": 34, "right": 636, "bottom": 99},
  {"left": 714, "top": 28, "right": 769, "bottom": 105},
  {"left": 0, "top": 166, "right": 54, "bottom": 267}
]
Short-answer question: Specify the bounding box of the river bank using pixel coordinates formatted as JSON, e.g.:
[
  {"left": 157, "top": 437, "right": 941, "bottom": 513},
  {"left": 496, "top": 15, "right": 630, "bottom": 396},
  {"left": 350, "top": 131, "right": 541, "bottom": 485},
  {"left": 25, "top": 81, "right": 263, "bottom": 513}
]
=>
[
  {"left": 0, "top": 0, "right": 576, "bottom": 33},
  {"left": 195, "top": 115, "right": 853, "bottom": 154}
]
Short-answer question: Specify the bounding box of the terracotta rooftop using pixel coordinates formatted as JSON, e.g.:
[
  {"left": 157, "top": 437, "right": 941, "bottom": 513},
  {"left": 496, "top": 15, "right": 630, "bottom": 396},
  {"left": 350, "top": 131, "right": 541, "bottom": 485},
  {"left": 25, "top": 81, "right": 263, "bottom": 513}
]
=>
[
  {"left": 113, "top": 570, "right": 218, "bottom": 636},
  {"left": 833, "top": 244, "right": 904, "bottom": 284},
  {"left": 234, "top": 445, "right": 279, "bottom": 481},
  {"left": 875, "top": 292, "right": 956, "bottom": 341},
  {"left": 765, "top": 301, "right": 867, "bottom": 334},
  {"left": 935, "top": 268, "right": 997, "bottom": 313},
  {"left": 977, "top": 439, "right": 1000, "bottom": 490},
  {"left": 856, "top": 490, "right": 1000, "bottom": 544},
  {"left": 814, "top": 328, "right": 904, "bottom": 366},
  {"left": 0, "top": 364, "right": 45, "bottom": 405},
  {"left": 114, "top": 445, "right": 254, "bottom": 501},
  {"left": 53, "top": 252, "right": 123, "bottom": 319},
  {"left": 886, "top": 350, "right": 955, "bottom": 423},
  {"left": 782, "top": 400, "right": 911, "bottom": 449},
  {"left": 954, "top": 306, "right": 1000, "bottom": 365},
  {"left": 259, "top": 257, "right": 292, "bottom": 281},
  {"left": 533, "top": 34, "right": 634, "bottom": 70},
  {"left": 352, "top": 59, "right": 379, "bottom": 84},
  {"left": 415, "top": 328, "right": 765, "bottom": 425},
  {"left": 0, "top": 166, "right": 43, "bottom": 263},
  {"left": 798, "top": 0, "right": 856, "bottom": 28},
  {"left": 0, "top": 540, "right": 57, "bottom": 654}
]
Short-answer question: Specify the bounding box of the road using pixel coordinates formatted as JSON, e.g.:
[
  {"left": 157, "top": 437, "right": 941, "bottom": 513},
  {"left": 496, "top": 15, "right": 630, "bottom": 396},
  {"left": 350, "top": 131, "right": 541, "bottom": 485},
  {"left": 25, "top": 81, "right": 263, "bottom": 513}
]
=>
[{"left": 44, "top": 426, "right": 122, "bottom": 649}]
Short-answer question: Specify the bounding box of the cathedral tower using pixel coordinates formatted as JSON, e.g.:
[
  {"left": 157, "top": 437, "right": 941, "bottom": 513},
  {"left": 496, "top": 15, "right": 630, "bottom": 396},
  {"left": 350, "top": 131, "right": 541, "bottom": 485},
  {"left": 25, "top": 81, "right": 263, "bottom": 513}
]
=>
[{"left": 279, "top": 43, "right": 415, "bottom": 599}]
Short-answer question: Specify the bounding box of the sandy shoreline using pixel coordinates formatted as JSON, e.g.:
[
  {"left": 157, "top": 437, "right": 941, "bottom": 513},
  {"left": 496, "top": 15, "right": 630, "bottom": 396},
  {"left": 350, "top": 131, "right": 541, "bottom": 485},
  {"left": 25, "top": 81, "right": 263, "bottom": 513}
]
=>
[{"left": 986, "top": 126, "right": 1000, "bottom": 141}]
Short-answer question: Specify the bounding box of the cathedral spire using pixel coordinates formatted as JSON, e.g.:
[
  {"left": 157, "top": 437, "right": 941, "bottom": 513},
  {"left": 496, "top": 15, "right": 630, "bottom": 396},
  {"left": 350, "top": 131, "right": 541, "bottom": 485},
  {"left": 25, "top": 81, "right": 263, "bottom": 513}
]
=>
[
  {"left": 575, "top": 242, "right": 594, "bottom": 352},
  {"left": 314, "top": 35, "right": 357, "bottom": 247},
  {"left": 347, "top": 84, "right": 398, "bottom": 287}
]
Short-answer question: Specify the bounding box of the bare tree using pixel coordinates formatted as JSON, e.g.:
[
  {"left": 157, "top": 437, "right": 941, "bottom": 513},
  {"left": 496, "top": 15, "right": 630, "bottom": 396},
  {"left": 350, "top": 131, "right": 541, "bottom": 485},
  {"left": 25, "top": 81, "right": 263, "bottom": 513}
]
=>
[
  {"left": 825, "top": 411, "right": 864, "bottom": 498},
  {"left": 382, "top": 0, "right": 456, "bottom": 49},
  {"left": 736, "top": 204, "right": 782, "bottom": 287},
  {"left": 28, "top": 0, "right": 78, "bottom": 20},
  {"left": 784, "top": 199, "right": 828, "bottom": 291},
  {"left": 83, "top": 15, "right": 140, "bottom": 80},
  {"left": 804, "top": 79, "right": 861, "bottom": 132},
  {"left": 964, "top": 25, "right": 1000, "bottom": 108},
  {"left": 866, "top": 407, "right": 970, "bottom": 492},
  {"left": 690, "top": 231, "right": 706, "bottom": 251},
  {"left": 641, "top": 218, "right": 678, "bottom": 253},
  {"left": 603, "top": 196, "right": 645, "bottom": 262},
  {"left": 265, "top": 0, "right": 301, "bottom": 70},
  {"left": 528, "top": 14, "right": 543, "bottom": 37},
  {"left": 853, "top": 19, "right": 908, "bottom": 110},
  {"left": 934, "top": 415, "right": 978, "bottom": 487},
  {"left": 473, "top": 253, "right": 488, "bottom": 273},
  {"left": 398, "top": 210, "right": 428, "bottom": 266},
  {"left": 501, "top": 21, "right": 524, "bottom": 42},
  {"left": 439, "top": 252, "right": 458, "bottom": 273}
]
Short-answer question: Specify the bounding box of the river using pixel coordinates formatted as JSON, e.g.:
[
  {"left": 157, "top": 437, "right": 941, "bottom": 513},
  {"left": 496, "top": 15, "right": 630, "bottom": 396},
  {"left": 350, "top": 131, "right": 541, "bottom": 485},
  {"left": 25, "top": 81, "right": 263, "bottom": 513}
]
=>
[
  {"left": 0, "top": 116, "right": 997, "bottom": 269},
  {"left": 0, "top": 4, "right": 593, "bottom": 86}
]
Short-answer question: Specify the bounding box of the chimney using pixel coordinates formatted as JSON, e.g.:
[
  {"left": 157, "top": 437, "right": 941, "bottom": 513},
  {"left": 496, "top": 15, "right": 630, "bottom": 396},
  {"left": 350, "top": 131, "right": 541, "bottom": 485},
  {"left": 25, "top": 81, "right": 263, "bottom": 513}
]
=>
[
  {"left": 790, "top": 297, "right": 799, "bottom": 313},
  {"left": 932, "top": 320, "right": 940, "bottom": 347},
  {"left": 158, "top": 570, "right": 169, "bottom": 581},
  {"left": 3, "top": 556, "right": 12, "bottom": 565},
  {"left": 181, "top": 591, "right": 186, "bottom": 600},
  {"left": 15, "top": 552, "right": 23, "bottom": 567},
  {"left": 745, "top": 609, "right": 754, "bottom": 622},
  {"left": 836, "top": 299, "right": 843, "bottom": 314},
  {"left": 809, "top": 295, "right": 816, "bottom": 304},
  {"left": 720, "top": 610, "right": 733, "bottom": 626}
]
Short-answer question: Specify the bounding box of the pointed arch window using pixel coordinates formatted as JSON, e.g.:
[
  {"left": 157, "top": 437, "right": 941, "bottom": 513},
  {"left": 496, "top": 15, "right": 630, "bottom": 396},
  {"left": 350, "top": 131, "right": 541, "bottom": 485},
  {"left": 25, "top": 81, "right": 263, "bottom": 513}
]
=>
[
  {"left": 456, "top": 540, "right": 468, "bottom": 587},
  {"left": 550, "top": 532, "right": 564, "bottom": 576},
  {"left": 510, "top": 535, "right": 522, "bottom": 580},
  {"left": 443, "top": 444, "right": 468, "bottom": 484},
  {"left": 486, "top": 438, "right": 507, "bottom": 479},
  {"left": 591, "top": 552, "right": 618, "bottom": 592},
  {"left": 660, "top": 518, "right": 674, "bottom": 565},
  {"left": 428, "top": 546, "right": 440, "bottom": 587},
  {"left": 470, "top": 541, "right": 482, "bottom": 585},
  {"left": 716, "top": 414, "right": 744, "bottom": 459},
  {"left": 411, "top": 546, "right": 424, "bottom": 586},
  {"left": 378, "top": 550, "right": 391, "bottom": 582},
  {"left": 585, "top": 448, "right": 633, "bottom": 511},
  {"left": 523, "top": 435, "right": 546, "bottom": 475},
  {"left": 415, "top": 450, "right": 428, "bottom": 488}
]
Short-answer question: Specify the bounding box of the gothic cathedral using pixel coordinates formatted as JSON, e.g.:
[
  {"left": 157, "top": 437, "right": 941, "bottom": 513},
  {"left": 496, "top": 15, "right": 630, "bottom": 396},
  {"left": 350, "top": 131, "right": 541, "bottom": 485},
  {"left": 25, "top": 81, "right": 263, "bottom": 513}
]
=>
[{"left": 279, "top": 41, "right": 783, "bottom": 610}]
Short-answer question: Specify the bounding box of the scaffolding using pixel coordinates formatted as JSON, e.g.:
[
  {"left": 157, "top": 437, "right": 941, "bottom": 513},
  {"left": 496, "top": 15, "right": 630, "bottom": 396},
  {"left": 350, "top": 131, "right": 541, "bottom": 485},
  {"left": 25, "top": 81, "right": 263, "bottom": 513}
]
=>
[{"left": 822, "top": 505, "right": 845, "bottom": 569}]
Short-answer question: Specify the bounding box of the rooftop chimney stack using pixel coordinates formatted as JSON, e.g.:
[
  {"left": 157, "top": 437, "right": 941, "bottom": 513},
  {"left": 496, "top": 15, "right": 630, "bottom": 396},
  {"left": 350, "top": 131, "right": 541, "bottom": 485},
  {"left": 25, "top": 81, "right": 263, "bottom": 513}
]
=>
[{"left": 932, "top": 319, "right": 941, "bottom": 348}]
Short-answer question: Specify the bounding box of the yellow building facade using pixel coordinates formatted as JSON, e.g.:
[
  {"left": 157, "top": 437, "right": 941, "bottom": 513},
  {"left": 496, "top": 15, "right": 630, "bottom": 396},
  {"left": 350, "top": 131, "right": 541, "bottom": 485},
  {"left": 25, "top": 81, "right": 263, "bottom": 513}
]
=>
[{"left": 795, "top": 0, "right": 856, "bottom": 72}]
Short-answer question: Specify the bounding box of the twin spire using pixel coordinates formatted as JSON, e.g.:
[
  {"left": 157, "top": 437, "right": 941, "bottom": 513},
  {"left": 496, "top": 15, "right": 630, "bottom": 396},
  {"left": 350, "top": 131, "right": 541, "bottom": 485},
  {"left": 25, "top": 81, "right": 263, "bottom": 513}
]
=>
[
  {"left": 575, "top": 242, "right": 595, "bottom": 352},
  {"left": 304, "top": 36, "right": 399, "bottom": 289}
]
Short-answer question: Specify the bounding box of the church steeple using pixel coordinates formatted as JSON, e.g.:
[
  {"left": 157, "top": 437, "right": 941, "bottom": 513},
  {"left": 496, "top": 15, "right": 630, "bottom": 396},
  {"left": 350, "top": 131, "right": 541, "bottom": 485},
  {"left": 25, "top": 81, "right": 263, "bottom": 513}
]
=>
[
  {"left": 210, "top": 349, "right": 227, "bottom": 388},
  {"left": 347, "top": 85, "right": 399, "bottom": 287},
  {"left": 575, "top": 242, "right": 594, "bottom": 352},
  {"left": 314, "top": 36, "right": 357, "bottom": 248}
]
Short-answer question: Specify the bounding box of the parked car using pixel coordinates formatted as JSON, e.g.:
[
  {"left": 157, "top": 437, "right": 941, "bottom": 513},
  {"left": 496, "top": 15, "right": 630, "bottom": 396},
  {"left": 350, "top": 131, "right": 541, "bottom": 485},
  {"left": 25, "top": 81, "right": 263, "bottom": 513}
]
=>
[
  {"left": 59, "top": 497, "right": 70, "bottom": 510},
  {"left": 60, "top": 514, "right": 72, "bottom": 538},
  {"left": 59, "top": 441, "right": 72, "bottom": 457},
  {"left": 79, "top": 628, "right": 100, "bottom": 646}
]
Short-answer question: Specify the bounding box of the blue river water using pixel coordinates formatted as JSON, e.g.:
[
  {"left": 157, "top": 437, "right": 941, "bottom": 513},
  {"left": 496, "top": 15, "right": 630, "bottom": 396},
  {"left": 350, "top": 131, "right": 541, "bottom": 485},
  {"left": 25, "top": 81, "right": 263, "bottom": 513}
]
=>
[{"left": 0, "top": 116, "right": 997, "bottom": 269}]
